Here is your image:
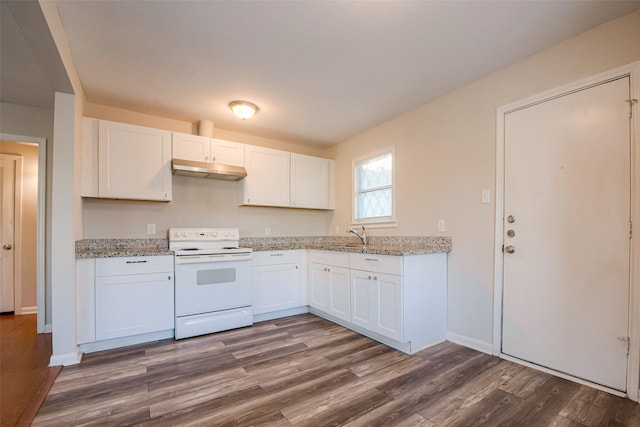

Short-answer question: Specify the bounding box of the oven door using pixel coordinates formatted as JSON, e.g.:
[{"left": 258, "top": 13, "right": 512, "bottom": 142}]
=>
[{"left": 174, "top": 256, "right": 252, "bottom": 317}]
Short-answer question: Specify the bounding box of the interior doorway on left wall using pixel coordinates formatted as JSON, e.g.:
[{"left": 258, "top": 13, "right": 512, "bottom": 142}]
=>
[{"left": 0, "top": 141, "right": 40, "bottom": 320}]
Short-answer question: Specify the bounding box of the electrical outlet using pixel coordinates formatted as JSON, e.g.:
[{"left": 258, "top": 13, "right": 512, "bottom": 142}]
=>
[
  {"left": 335, "top": 226, "right": 340, "bottom": 234},
  {"left": 146, "top": 224, "right": 156, "bottom": 235},
  {"left": 265, "top": 226, "right": 272, "bottom": 236},
  {"left": 437, "top": 220, "right": 445, "bottom": 233}
]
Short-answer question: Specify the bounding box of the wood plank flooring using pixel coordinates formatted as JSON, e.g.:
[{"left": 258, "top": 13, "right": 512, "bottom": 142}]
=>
[
  {"left": 33, "top": 313, "right": 640, "bottom": 426},
  {"left": 0, "top": 313, "right": 60, "bottom": 427}
]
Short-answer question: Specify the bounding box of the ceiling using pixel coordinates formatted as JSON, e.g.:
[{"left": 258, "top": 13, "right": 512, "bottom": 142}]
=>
[
  {"left": 0, "top": 1, "right": 72, "bottom": 109},
  {"left": 5, "top": 1, "right": 640, "bottom": 147}
]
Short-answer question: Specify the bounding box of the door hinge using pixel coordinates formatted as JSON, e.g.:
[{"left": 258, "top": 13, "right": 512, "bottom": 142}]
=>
[
  {"left": 630, "top": 221, "right": 633, "bottom": 239},
  {"left": 627, "top": 99, "right": 638, "bottom": 118},
  {"left": 617, "top": 336, "right": 630, "bottom": 355}
]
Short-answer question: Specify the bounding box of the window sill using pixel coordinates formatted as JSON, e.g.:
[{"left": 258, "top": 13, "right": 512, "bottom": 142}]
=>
[{"left": 350, "top": 220, "right": 398, "bottom": 229}]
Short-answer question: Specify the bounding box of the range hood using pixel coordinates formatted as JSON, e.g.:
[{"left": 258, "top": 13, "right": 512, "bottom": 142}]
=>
[{"left": 172, "top": 159, "right": 247, "bottom": 181}]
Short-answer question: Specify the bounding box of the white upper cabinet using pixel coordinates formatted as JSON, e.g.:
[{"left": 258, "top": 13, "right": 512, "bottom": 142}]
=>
[
  {"left": 172, "top": 133, "right": 245, "bottom": 167},
  {"left": 211, "top": 138, "right": 245, "bottom": 167},
  {"left": 82, "top": 118, "right": 172, "bottom": 201},
  {"left": 242, "top": 145, "right": 291, "bottom": 207},
  {"left": 291, "top": 153, "right": 335, "bottom": 210},
  {"left": 172, "top": 132, "right": 211, "bottom": 162},
  {"left": 242, "top": 147, "right": 335, "bottom": 209}
]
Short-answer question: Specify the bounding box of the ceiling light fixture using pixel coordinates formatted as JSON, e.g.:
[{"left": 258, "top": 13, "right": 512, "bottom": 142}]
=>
[{"left": 229, "top": 100, "right": 259, "bottom": 120}]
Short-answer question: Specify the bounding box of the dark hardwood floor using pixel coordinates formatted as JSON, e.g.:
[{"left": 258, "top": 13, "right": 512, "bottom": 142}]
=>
[
  {"left": 33, "top": 313, "right": 640, "bottom": 426},
  {"left": 0, "top": 313, "right": 60, "bottom": 427}
]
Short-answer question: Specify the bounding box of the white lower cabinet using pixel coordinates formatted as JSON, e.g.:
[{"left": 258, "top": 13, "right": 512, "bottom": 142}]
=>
[
  {"left": 309, "top": 251, "right": 351, "bottom": 322},
  {"left": 351, "top": 270, "right": 403, "bottom": 342},
  {"left": 252, "top": 250, "right": 306, "bottom": 318},
  {"left": 309, "top": 250, "right": 447, "bottom": 354},
  {"left": 77, "top": 256, "right": 175, "bottom": 348}
]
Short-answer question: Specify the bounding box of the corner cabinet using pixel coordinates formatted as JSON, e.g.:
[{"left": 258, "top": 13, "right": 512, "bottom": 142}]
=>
[
  {"left": 309, "top": 251, "right": 351, "bottom": 322},
  {"left": 82, "top": 118, "right": 172, "bottom": 201}
]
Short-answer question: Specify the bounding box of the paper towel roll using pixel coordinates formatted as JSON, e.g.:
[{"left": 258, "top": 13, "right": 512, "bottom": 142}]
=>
[{"left": 198, "top": 120, "right": 214, "bottom": 137}]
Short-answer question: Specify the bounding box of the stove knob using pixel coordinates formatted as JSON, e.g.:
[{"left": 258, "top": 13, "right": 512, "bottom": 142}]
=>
[{"left": 212, "top": 232, "right": 218, "bottom": 237}]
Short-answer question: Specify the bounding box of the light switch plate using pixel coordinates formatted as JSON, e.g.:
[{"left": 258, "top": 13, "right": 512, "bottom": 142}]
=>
[
  {"left": 481, "top": 189, "right": 491, "bottom": 204},
  {"left": 437, "top": 219, "right": 445, "bottom": 233}
]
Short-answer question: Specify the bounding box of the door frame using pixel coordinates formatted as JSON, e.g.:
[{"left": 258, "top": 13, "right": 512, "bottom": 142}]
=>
[
  {"left": 493, "top": 62, "right": 640, "bottom": 400},
  {"left": 0, "top": 134, "right": 47, "bottom": 333}
]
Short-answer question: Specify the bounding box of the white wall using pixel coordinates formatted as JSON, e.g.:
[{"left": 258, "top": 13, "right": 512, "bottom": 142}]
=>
[
  {"left": 81, "top": 103, "right": 333, "bottom": 239},
  {"left": 326, "top": 9, "right": 640, "bottom": 348},
  {"left": 0, "top": 102, "right": 54, "bottom": 325}
]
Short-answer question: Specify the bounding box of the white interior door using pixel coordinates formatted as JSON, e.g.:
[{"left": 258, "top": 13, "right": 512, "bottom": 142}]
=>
[
  {"left": 502, "top": 77, "right": 631, "bottom": 391},
  {"left": 0, "top": 157, "right": 15, "bottom": 313}
]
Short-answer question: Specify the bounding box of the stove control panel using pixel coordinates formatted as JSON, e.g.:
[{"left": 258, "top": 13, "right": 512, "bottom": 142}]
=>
[{"left": 169, "top": 228, "right": 240, "bottom": 242}]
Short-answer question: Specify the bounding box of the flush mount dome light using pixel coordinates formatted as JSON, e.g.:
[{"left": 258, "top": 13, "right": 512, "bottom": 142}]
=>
[{"left": 229, "top": 101, "right": 259, "bottom": 120}]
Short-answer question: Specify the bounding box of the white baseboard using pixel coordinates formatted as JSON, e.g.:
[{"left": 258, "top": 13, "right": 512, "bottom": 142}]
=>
[
  {"left": 446, "top": 331, "right": 494, "bottom": 355},
  {"left": 49, "top": 349, "right": 82, "bottom": 366},
  {"left": 79, "top": 330, "right": 174, "bottom": 354},
  {"left": 254, "top": 306, "right": 309, "bottom": 323},
  {"left": 20, "top": 306, "right": 37, "bottom": 315},
  {"left": 44, "top": 323, "right": 52, "bottom": 333}
]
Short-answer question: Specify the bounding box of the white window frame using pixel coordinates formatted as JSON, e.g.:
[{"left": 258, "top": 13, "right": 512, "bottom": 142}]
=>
[{"left": 351, "top": 146, "right": 397, "bottom": 228}]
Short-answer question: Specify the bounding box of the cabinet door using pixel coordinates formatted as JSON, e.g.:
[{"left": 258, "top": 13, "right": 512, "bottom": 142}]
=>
[
  {"left": 351, "top": 270, "right": 375, "bottom": 330},
  {"left": 375, "top": 273, "right": 403, "bottom": 341},
  {"left": 96, "top": 272, "right": 174, "bottom": 340},
  {"left": 329, "top": 266, "right": 351, "bottom": 322},
  {"left": 253, "top": 263, "right": 300, "bottom": 314},
  {"left": 242, "top": 146, "right": 290, "bottom": 207},
  {"left": 310, "top": 263, "right": 331, "bottom": 313},
  {"left": 98, "top": 120, "right": 172, "bottom": 201},
  {"left": 290, "top": 153, "right": 331, "bottom": 209},
  {"left": 172, "top": 132, "right": 211, "bottom": 162},
  {"left": 212, "top": 138, "right": 245, "bottom": 166}
]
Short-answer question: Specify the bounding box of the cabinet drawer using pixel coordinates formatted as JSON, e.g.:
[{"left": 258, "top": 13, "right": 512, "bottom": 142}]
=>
[
  {"left": 308, "top": 250, "right": 350, "bottom": 267},
  {"left": 95, "top": 255, "right": 174, "bottom": 276},
  {"left": 252, "top": 250, "right": 300, "bottom": 266},
  {"left": 349, "top": 253, "right": 402, "bottom": 275}
]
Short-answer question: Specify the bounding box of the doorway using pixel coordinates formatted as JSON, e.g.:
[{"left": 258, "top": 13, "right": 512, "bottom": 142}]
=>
[
  {"left": 494, "top": 63, "right": 640, "bottom": 399},
  {"left": 0, "top": 136, "right": 46, "bottom": 332}
]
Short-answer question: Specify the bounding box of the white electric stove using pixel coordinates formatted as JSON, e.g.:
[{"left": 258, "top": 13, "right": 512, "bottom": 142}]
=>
[{"left": 169, "top": 228, "right": 253, "bottom": 339}]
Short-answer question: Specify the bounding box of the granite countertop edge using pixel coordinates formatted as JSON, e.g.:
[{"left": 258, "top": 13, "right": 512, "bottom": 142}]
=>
[{"left": 76, "top": 236, "right": 452, "bottom": 259}]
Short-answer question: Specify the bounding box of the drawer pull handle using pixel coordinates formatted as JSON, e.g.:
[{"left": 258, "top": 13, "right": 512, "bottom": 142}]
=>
[
  {"left": 270, "top": 253, "right": 284, "bottom": 256},
  {"left": 126, "top": 260, "right": 148, "bottom": 264},
  {"left": 365, "top": 258, "right": 379, "bottom": 262}
]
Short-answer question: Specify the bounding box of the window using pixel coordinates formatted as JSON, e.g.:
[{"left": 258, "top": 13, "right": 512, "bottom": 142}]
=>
[{"left": 353, "top": 147, "right": 395, "bottom": 225}]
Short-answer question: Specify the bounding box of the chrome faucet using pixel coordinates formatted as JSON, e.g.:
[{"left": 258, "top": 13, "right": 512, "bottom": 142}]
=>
[{"left": 348, "top": 226, "right": 367, "bottom": 246}]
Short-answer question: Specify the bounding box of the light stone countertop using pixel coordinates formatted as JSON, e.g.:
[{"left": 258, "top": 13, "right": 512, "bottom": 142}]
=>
[{"left": 76, "top": 236, "right": 452, "bottom": 259}]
